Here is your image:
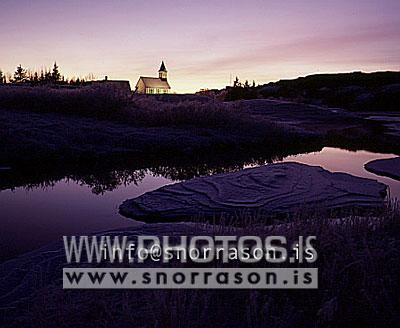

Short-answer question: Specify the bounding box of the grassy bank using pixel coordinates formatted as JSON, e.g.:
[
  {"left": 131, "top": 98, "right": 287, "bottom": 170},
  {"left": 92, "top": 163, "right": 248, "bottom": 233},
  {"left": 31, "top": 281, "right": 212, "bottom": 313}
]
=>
[
  {"left": 0, "top": 86, "right": 311, "bottom": 168},
  {"left": 0, "top": 85, "right": 276, "bottom": 131}
]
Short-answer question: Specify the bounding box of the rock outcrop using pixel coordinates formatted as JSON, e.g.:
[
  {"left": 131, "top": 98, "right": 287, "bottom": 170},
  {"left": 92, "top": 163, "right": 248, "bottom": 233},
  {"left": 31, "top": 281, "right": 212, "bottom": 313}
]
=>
[
  {"left": 120, "top": 162, "right": 387, "bottom": 221},
  {"left": 365, "top": 157, "right": 400, "bottom": 181}
]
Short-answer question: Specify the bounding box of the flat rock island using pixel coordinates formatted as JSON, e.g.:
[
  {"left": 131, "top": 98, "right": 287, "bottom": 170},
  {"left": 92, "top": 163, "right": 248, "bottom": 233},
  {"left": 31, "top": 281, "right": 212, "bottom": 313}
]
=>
[
  {"left": 365, "top": 157, "right": 400, "bottom": 181},
  {"left": 119, "top": 162, "right": 387, "bottom": 221}
]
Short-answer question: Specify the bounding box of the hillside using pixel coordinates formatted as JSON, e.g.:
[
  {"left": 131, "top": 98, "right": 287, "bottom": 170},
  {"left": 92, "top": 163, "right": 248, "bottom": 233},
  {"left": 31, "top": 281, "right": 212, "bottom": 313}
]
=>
[
  {"left": 209, "top": 71, "right": 400, "bottom": 112},
  {"left": 259, "top": 71, "right": 400, "bottom": 111}
]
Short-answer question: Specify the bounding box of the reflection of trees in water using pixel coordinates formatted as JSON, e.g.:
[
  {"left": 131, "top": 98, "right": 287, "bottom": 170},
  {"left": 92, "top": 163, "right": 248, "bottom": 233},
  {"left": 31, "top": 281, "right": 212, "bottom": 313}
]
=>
[
  {"left": 74, "top": 161, "right": 253, "bottom": 194},
  {"left": 70, "top": 169, "right": 148, "bottom": 195},
  {"left": 2, "top": 159, "right": 278, "bottom": 195},
  {"left": 2, "top": 144, "right": 322, "bottom": 194},
  {"left": 21, "top": 180, "right": 57, "bottom": 191},
  {"left": 77, "top": 160, "right": 257, "bottom": 195},
  {"left": 65, "top": 153, "right": 296, "bottom": 194},
  {"left": 150, "top": 163, "right": 242, "bottom": 181},
  {"left": 149, "top": 154, "right": 285, "bottom": 181}
]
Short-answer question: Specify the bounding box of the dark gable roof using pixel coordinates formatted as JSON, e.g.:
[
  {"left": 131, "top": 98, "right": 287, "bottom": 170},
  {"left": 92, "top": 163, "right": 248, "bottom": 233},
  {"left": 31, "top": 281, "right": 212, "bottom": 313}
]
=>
[
  {"left": 159, "top": 61, "right": 167, "bottom": 72},
  {"left": 139, "top": 77, "right": 170, "bottom": 89}
]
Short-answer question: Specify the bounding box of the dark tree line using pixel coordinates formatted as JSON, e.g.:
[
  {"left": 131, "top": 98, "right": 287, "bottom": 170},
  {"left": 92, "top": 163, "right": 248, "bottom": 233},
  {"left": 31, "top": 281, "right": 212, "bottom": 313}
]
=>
[{"left": 0, "top": 63, "right": 96, "bottom": 86}]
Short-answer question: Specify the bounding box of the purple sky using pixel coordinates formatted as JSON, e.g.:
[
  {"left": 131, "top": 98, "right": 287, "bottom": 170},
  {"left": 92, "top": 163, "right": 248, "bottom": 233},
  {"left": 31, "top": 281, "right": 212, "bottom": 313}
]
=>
[{"left": 1, "top": 0, "right": 399, "bottom": 92}]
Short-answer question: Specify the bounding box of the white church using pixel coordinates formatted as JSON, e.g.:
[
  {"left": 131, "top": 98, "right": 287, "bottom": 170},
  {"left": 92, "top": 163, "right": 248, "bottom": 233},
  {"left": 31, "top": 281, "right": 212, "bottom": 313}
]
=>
[{"left": 135, "top": 61, "right": 171, "bottom": 94}]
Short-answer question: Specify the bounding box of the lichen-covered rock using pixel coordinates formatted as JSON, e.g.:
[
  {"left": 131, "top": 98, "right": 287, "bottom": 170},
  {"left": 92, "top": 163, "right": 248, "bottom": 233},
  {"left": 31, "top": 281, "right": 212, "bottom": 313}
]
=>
[
  {"left": 120, "top": 162, "right": 387, "bottom": 221},
  {"left": 365, "top": 157, "right": 400, "bottom": 181}
]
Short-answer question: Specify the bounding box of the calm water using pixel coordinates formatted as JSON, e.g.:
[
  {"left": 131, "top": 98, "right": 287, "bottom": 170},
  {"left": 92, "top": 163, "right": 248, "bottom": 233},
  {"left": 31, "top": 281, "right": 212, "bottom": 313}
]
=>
[
  {"left": 0, "top": 147, "right": 398, "bottom": 261},
  {"left": 279, "top": 147, "right": 399, "bottom": 198}
]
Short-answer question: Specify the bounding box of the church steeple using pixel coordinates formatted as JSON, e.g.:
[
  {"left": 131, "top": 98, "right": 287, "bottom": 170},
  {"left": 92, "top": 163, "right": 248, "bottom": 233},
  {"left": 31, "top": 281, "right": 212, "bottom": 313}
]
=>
[{"left": 159, "top": 61, "right": 167, "bottom": 81}]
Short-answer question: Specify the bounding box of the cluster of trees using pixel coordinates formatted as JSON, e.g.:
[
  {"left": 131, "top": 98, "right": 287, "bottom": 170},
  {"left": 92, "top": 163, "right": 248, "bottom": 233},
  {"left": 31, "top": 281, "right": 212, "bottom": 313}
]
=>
[
  {"left": 0, "top": 63, "right": 96, "bottom": 86},
  {"left": 225, "top": 76, "right": 258, "bottom": 101},
  {"left": 233, "top": 76, "right": 256, "bottom": 89}
]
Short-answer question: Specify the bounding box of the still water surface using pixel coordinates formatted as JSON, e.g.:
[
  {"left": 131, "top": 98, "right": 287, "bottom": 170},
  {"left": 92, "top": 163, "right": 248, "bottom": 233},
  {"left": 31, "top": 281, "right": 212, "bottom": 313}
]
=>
[{"left": 0, "top": 147, "right": 398, "bottom": 261}]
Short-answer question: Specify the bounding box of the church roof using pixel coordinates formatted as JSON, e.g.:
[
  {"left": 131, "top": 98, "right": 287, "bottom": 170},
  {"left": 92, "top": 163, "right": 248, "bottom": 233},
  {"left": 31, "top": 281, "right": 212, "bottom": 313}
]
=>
[
  {"left": 159, "top": 61, "right": 167, "bottom": 72},
  {"left": 138, "top": 77, "right": 170, "bottom": 89}
]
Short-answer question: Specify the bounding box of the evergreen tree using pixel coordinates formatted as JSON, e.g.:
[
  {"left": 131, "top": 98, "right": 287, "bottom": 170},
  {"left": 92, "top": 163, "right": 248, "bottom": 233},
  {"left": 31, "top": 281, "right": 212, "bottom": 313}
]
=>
[
  {"left": 51, "top": 62, "right": 61, "bottom": 83},
  {"left": 28, "top": 70, "right": 33, "bottom": 83},
  {"left": 0, "top": 69, "right": 4, "bottom": 84},
  {"left": 252, "top": 80, "right": 256, "bottom": 88},
  {"left": 44, "top": 69, "right": 52, "bottom": 83},
  {"left": 33, "top": 72, "right": 39, "bottom": 84},
  {"left": 40, "top": 69, "right": 45, "bottom": 82},
  {"left": 13, "top": 64, "right": 27, "bottom": 83},
  {"left": 233, "top": 76, "right": 240, "bottom": 87}
]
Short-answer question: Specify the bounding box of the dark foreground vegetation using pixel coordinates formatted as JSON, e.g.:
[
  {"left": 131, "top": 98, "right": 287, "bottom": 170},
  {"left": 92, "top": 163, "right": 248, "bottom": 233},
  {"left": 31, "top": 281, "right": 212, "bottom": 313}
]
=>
[{"left": 0, "top": 204, "right": 399, "bottom": 327}]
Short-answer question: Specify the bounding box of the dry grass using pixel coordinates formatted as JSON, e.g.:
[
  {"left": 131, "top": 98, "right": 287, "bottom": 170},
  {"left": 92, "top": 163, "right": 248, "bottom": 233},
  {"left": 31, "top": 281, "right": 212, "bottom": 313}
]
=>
[{"left": 0, "top": 86, "right": 292, "bottom": 133}]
